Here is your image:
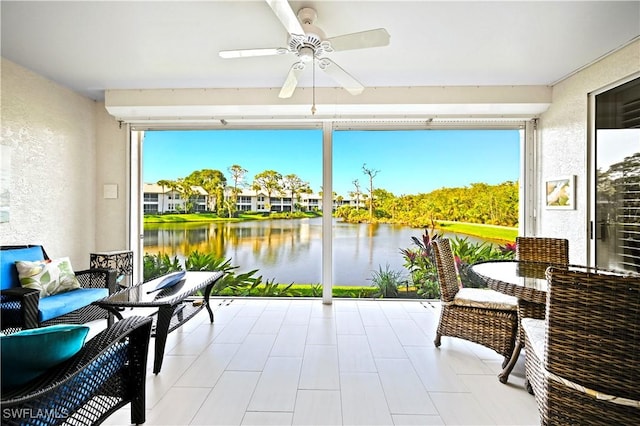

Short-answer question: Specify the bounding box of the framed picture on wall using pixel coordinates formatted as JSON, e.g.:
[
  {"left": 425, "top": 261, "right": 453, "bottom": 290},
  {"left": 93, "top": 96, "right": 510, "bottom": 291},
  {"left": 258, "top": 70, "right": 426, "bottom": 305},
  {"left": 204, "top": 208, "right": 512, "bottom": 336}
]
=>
[{"left": 545, "top": 175, "right": 575, "bottom": 210}]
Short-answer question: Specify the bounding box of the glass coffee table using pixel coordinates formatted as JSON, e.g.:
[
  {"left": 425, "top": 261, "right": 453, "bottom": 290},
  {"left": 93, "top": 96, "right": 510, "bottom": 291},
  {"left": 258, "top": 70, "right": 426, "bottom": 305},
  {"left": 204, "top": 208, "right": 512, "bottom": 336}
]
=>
[{"left": 94, "top": 270, "right": 223, "bottom": 373}]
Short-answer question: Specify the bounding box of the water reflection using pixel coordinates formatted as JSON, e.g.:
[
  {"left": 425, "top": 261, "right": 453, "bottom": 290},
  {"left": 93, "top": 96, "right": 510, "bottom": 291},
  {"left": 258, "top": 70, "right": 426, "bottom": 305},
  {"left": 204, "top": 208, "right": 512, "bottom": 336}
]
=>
[{"left": 144, "top": 217, "right": 486, "bottom": 286}]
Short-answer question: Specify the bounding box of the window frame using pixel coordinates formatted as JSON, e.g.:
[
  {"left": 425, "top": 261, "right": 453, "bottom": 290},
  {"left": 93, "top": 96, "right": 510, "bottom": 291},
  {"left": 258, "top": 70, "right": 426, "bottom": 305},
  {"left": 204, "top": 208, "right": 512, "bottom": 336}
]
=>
[{"left": 129, "top": 120, "right": 532, "bottom": 302}]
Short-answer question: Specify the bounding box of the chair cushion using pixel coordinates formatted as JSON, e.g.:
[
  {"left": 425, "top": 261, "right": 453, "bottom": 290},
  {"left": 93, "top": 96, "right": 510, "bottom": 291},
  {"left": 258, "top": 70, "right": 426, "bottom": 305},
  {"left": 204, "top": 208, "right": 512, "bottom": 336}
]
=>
[
  {"left": 453, "top": 287, "right": 518, "bottom": 311},
  {"left": 37, "top": 288, "right": 109, "bottom": 322},
  {"left": 522, "top": 317, "right": 545, "bottom": 360},
  {"left": 5, "top": 340, "right": 130, "bottom": 424},
  {"left": 1, "top": 324, "right": 90, "bottom": 389},
  {"left": 15, "top": 257, "right": 81, "bottom": 297},
  {"left": 0, "top": 246, "right": 44, "bottom": 290}
]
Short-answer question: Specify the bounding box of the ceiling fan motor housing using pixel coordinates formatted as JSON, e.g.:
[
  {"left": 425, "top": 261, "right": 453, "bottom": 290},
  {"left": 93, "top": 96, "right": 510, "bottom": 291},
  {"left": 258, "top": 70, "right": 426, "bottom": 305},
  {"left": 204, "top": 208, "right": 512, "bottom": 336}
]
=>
[{"left": 288, "top": 7, "right": 331, "bottom": 60}]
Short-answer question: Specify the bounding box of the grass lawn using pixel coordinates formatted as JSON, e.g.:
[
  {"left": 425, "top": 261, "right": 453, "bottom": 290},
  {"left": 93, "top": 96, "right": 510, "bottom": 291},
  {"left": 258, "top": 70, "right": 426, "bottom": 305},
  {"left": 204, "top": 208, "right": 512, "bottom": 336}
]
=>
[{"left": 436, "top": 221, "right": 517, "bottom": 243}]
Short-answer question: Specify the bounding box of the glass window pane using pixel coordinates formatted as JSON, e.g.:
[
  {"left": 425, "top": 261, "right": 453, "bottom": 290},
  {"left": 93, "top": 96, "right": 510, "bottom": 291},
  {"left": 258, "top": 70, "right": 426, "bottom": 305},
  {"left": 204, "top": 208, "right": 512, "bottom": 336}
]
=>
[{"left": 142, "top": 129, "right": 323, "bottom": 287}]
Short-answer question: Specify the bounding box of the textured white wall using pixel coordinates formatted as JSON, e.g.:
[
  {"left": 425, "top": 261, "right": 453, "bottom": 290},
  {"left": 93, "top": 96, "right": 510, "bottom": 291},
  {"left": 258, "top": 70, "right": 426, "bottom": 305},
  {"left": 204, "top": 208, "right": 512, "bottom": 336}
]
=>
[
  {"left": 0, "top": 59, "right": 99, "bottom": 268},
  {"left": 95, "top": 103, "right": 129, "bottom": 252},
  {"left": 538, "top": 40, "right": 640, "bottom": 265}
]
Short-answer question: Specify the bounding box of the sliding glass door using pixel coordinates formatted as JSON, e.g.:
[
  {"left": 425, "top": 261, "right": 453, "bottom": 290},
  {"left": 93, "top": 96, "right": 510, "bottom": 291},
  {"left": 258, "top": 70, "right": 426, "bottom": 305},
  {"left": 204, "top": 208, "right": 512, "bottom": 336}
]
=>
[{"left": 593, "top": 76, "right": 640, "bottom": 272}]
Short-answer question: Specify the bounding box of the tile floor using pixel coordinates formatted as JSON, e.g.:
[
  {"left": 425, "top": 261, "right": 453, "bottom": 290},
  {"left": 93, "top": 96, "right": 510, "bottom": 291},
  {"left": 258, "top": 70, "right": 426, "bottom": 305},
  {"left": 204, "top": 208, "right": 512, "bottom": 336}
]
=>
[{"left": 99, "top": 298, "right": 540, "bottom": 426}]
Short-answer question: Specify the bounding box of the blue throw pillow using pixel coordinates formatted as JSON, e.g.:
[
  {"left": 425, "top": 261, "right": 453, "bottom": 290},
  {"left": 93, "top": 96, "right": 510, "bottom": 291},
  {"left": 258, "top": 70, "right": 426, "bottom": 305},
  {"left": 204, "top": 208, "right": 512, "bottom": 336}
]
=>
[
  {"left": 1, "top": 324, "right": 90, "bottom": 389},
  {"left": 147, "top": 270, "right": 186, "bottom": 294}
]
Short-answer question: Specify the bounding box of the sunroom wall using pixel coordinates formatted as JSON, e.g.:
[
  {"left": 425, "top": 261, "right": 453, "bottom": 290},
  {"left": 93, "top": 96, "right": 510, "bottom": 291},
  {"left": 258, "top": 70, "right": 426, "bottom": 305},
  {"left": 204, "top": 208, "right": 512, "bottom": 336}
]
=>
[
  {"left": 537, "top": 39, "right": 640, "bottom": 265},
  {"left": 0, "top": 59, "right": 100, "bottom": 267}
]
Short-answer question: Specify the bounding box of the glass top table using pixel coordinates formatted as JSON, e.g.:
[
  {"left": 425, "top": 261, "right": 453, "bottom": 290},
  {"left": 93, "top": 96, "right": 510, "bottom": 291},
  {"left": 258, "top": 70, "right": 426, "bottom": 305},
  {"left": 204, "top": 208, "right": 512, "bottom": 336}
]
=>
[
  {"left": 469, "top": 260, "right": 550, "bottom": 305},
  {"left": 94, "top": 270, "right": 223, "bottom": 373},
  {"left": 468, "top": 260, "right": 556, "bottom": 385}
]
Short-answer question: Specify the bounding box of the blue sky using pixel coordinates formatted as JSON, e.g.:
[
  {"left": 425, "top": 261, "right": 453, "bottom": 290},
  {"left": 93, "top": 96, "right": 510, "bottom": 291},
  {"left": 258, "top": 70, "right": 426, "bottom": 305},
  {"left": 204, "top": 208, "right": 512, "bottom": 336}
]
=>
[{"left": 143, "top": 128, "right": 520, "bottom": 196}]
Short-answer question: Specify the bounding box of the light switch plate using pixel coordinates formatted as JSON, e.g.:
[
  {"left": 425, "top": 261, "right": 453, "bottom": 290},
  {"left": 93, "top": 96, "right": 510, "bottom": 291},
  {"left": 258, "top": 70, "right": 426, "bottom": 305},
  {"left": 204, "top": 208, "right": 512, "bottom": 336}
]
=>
[{"left": 103, "top": 184, "right": 118, "bottom": 199}]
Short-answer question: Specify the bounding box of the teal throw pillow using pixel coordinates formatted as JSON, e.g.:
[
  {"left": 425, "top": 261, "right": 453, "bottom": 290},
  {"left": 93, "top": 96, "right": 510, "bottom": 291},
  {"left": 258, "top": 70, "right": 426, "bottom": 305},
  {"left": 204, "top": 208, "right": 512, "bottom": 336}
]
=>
[{"left": 1, "top": 324, "right": 90, "bottom": 389}]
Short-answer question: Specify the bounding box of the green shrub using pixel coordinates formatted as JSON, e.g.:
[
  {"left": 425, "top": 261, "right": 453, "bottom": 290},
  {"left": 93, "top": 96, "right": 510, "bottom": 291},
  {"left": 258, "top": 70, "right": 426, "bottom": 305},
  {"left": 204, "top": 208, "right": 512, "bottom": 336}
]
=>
[{"left": 369, "top": 264, "right": 405, "bottom": 298}]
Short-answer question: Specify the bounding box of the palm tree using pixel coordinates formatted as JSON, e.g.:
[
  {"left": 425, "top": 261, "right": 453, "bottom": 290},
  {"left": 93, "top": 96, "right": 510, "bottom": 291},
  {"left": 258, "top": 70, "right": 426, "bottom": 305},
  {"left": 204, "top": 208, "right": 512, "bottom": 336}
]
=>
[
  {"left": 185, "top": 169, "right": 226, "bottom": 213},
  {"left": 362, "top": 163, "right": 380, "bottom": 222},
  {"left": 228, "top": 164, "right": 248, "bottom": 216},
  {"left": 252, "top": 170, "right": 283, "bottom": 212},
  {"left": 157, "top": 179, "right": 171, "bottom": 213},
  {"left": 350, "top": 179, "right": 362, "bottom": 209},
  {"left": 282, "top": 173, "right": 311, "bottom": 212}
]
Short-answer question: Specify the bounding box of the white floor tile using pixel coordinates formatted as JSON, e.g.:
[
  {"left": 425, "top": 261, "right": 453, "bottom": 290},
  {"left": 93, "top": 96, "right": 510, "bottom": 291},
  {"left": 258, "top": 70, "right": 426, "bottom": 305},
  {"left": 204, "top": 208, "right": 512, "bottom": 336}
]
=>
[
  {"left": 270, "top": 325, "right": 308, "bottom": 357},
  {"left": 429, "top": 392, "right": 496, "bottom": 425},
  {"left": 213, "top": 315, "right": 259, "bottom": 344},
  {"left": 335, "top": 310, "right": 365, "bottom": 335},
  {"left": 250, "top": 310, "right": 286, "bottom": 334},
  {"left": 365, "top": 325, "right": 407, "bottom": 358},
  {"left": 298, "top": 344, "right": 340, "bottom": 389},
  {"left": 144, "top": 387, "right": 210, "bottom": 425},
  {"left": 387, "top": 318, "right": 431, "bottom": 346},
  {"left": 103, "top": 299, "right": 540, "bottom": 426},
  {"left": 190, "top": 371, "right": 261, "bottom": 425},
  {"left": 292, "top": 390, "right": 342, "bottom": 425},
  {"left": 392, "top": 414, "right": 445, "bottom": 425},
  {"left": 247, "top": 357, "right": 302, "bottom": 412},
  {"left": 226, "top": 333, "right": 277, "bottom": 371},
  {"left": 242, "top": 411, "right": 293, "bottom": 425},
  {"left": 306, "top": 316, "right": 337, "bottom": 345},
  {"left": 459, "top": 374, "right": 539, "bottom": 425},
  {"left": 337, "top": 334, "right": 376, "bottom": 372},
  {"left": 405, "top": 346, "right": 470, "bottom": 393},
  {"left": 174, "top": 342, "right": 240, "bottom": 387},
  {"left": 375, "top": 358, "right": 437, "bottom": 415},
  {"left": 340, "top": 372, "right": 394, "bottom": 425}
]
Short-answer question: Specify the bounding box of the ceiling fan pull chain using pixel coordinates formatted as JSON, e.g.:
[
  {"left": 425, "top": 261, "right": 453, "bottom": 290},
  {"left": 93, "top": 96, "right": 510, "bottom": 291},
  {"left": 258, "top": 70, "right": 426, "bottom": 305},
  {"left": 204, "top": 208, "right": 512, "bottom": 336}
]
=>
[{"left": 311, "top": 56, "right": 317, "bottom": 115}]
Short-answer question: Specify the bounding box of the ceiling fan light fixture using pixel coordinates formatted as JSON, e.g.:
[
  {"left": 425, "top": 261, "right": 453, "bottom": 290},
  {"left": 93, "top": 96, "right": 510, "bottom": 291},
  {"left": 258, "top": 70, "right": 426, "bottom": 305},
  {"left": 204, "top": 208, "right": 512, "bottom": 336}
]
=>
[{"left": 299, "top": 46, "right": 314, "bottom": 62}]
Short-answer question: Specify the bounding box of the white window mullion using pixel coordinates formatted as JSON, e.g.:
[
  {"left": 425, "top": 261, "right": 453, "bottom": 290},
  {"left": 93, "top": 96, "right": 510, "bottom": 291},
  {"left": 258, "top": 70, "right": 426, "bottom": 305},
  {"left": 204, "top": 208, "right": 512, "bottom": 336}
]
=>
[{"left": 322, "top": 121, "right": 333, "bottom": 304}]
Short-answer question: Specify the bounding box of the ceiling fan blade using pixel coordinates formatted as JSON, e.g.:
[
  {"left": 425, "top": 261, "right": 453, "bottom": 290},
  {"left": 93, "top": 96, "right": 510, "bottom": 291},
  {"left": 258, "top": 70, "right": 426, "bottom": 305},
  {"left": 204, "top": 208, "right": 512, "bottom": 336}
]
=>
[
  {"left": 265, "top": 0, "right": 305, "bottom": 36},
  {"left": 327, "top": 28, "right": 390, "bottom": 52},
  {"left": 318, "top": 58, "right": 364, "bottom": 96},
  {"left": 279, "top": 62, "right": 305, "bottom": 98},
  {"left": 219, "top": 47, "right": 287, "bottom": 59}
]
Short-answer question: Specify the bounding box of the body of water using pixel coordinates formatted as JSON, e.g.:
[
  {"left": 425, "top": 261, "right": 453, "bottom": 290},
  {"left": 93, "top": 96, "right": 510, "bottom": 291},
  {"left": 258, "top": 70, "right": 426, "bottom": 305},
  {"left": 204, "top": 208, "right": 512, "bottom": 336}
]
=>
[{"left": 144, "top": 217, "right": 489, "bottom": 286}]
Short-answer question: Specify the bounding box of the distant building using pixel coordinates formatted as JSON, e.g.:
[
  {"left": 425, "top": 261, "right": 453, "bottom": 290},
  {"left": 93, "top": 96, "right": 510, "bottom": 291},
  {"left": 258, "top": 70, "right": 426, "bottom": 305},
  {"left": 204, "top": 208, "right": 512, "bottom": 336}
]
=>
[
  {"left": 143, "top": 184, "right": 364, "bottom": 213},
  {"left": 143, "top": 183, "right": 208, "bottom": 214}
]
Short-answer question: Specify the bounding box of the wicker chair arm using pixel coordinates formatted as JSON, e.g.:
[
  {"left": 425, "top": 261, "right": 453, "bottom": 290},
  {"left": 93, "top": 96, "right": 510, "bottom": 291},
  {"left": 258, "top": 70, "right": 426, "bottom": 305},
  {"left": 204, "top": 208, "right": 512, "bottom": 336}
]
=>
[
  {"left": 0, "top": 287, "right": 40, "bottom": 298},
  {"left": 0, "top": 287, "right": 41, "bottom": 329},
  {"left": 75, "top": 267, "right": 118, "bottom": 294},
  {"left": 1, "top": 316, "right": 153, "bottom": 403}
]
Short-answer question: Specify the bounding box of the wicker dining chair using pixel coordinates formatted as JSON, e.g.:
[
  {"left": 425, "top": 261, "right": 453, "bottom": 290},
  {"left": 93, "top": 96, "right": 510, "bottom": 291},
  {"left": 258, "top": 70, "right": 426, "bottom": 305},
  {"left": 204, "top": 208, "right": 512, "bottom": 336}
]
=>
[
  {"left": 431, "top": 238, "right": 518, "bottom": 362},
  {"left": 512, "top": 237, "right": 569, "bottom": 385},
  {"left": 522, "top": 266, "right": 640, "bottom": 425},
  {"left": 515, "top": 237, "right": 569, "bottom": 266}
]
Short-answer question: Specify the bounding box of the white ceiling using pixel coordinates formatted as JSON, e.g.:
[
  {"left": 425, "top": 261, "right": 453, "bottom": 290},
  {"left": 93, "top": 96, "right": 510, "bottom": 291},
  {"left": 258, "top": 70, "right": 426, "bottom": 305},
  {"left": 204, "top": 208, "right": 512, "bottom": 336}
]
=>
[{"left": 2, "top": 1, "right": 639, "bottom": 120}]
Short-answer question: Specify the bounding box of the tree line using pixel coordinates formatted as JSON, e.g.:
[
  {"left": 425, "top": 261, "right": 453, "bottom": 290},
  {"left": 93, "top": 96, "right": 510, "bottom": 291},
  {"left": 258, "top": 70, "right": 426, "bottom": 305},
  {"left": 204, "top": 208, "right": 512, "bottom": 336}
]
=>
[
  {"left": 156, "top": 165, "right": 313, "bottom": 217},
  {"left": 336, "top": 180, "right": 519, "bottom": 227},
  {"left": 154, "top": 164, "right": 519, "bottom": 227}
]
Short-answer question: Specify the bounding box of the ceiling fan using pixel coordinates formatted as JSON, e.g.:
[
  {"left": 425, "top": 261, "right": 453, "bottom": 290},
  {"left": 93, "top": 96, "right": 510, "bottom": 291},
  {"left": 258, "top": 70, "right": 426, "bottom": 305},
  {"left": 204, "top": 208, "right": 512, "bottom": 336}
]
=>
[{"left": 219, "top": 0, "right": 390, "bottom": 99}]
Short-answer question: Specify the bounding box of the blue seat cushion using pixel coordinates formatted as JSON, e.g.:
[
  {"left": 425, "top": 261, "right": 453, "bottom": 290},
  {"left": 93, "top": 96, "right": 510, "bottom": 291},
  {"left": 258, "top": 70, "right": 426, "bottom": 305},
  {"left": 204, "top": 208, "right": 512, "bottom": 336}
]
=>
[
  {"left": 1, "top": 324, "right": 90, "bottom": 389},
  {"left": 1, "top": 246, "right": 45, "bottom": 290},
  {"left": 38, "top": 288, "right": 108, "bottom": 322}
]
